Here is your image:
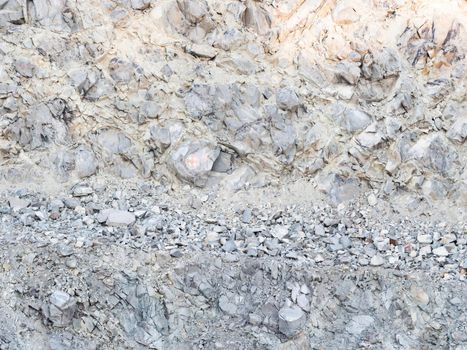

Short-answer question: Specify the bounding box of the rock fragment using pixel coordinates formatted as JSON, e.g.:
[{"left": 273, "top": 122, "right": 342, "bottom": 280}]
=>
[
  {"left": 370, "top": 255, "right": 384, "bottom": 266},
  {"left": 219, "top": 295, "right": 237, "bottom": 315},
  {"left": 43, "top": 291, "right": 76, "bottom": 327},
  {"left": 340, "top": 108, "right": 372, "bottom": 133},
  {"left": 99, "top": 209, "right": 136, "bottom": 226},
  {"left": 8, "top": 197, "right": 30, "bottom": 212},
  {"left": 278, "top": 306, "right": 306, "bottom": 338},
  {"left": 433, "top": 246, "right": 449, "bottom": 257},
  {"left": 276, "top": 88, "right": 299, "bottom": 111}
]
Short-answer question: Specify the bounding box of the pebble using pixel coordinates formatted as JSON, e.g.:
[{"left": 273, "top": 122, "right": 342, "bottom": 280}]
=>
[
  {"left": 417, "top": 234, "right": 433, "bottom": 244},
  {"left": 410, "top": 286, "right": 430, "bottom": 305},
  {"left": 205, "top": 231, "right": 219, "bottom": 244},
  {"left": 433, "top": 246, "right": 449, "bottom": 257},
  {"left": 419, "top": 246, "right": 432, "bottom": 256},
  {"left": 441, "top": 234, "right": 456, "bottom": 244},
  {"left": 314, "top": 224, "right": 325, "bottom": 236},
  {"left": 367, "top": 193, "right": 377, "bottom": 206},
  {"left": 370, "top": 255, "right": 385, "bottom": 266},
  {"left": 72, "top": 186, "right": 94, "bottom": 197},
  {"left": 242, "top": 208, "right": 252, "bottom": 224}
]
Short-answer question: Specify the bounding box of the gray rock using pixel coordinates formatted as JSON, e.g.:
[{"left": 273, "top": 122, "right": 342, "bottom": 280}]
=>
[
  {"left": 169, "top": 140, "right": 220, "bottom": 187},
  {"left": 2, "top": 96, "right": 18, "bottom": 111},
  {"left": 242, "top": 208, "right": 252, "bottom": 223},
  {"left": 7, "top": 103, "right": 69, "bottom": 150},
  {"left": 139, "top": 101, "right": 162, "bottom": 120},
  {"left": 100, "top": 209, "right": 136, "bottom": 226},
  {"left": 131, "top": 0, "right": 151, "bottom": 10},
  {"left": 57, "top": 244, "right": 73, "bottom": 257},
  {"left": 109, "top": 58, "right": 135, "bottom": 83},
  {"left": 346, "top": 315, "right": 374, "bottom": 335},
  {"left": 269, "top": 109, "right": 297, "bottom": 163},
  {"left": 14, "top": 58, "right": 35, "bottom": 78},
  {"left": 30, "top": 0, "right": 69, "bottom": 31},
  {"left": 241, "top": 1, "right": 271, "bottom": 35},
  {"left": 278, "top": 306, "right": 306, "bottom": 338},
  {"left": 408, "top": 134, "right": 457, "bottom": 176},
  {"left": 8, "top": 197, "right": 30, "bottom": 211},
  {"left": 0, "top": 1, "right": 24, "bottom": 27},
  {"left": 219, "top": 295, "right": 237, "bottom": 315},
  {"left": 187, "top": 44, "right": 218, "bottom": 59},
  {"left": 276, "top": 88, "right": 299, "bottom": 111},
  {"left": 184, "top": 84, "right": 215, "bottom": 119},
  {"left": 43, "top": 291, "right": 76, "bottom": 327},
  {"left": 271, "top": 225, "right": 289, "bottom": 240},
  {"left": 75, "top": 146, "right": 98, "bottom": 178},
  {"left": 63, "top": 198, "right": 80, "bottom": 209},
  {"left": 340, "top": 108, "right": 372, "bottom": 132},
  {"left": 361, "top": 48, "right": 400, "bottom": 81},
  {"left": 212, "top": 151, "right": 232, "bottom": 173},
  {"left": 447, "top": 117, "right": 467, "bottom": 143},
  {"left": 72, "top": 185, "right": 94, "bottom": 197},
  {"left": 335, "top": 61, "right": 361, "bottom": 85},
  {"left": 149, "top": 125, "right": 172, "bottom": 152},
  {"left": 222, "top": 240, "right": 237, "bottom": 252}
]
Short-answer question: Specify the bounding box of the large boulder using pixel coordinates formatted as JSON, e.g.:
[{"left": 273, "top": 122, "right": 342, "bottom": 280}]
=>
[
  {"left": 408, "top": 134, "right": 458, "bottom": 176},
  {"left": 169, "top": 140, "right": 220, "bottom": 186}
]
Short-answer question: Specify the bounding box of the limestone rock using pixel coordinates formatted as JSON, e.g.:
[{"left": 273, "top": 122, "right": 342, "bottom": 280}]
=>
[
  {"left": 98, "top": 209, "right": 136, "bottom": 226},
  {"left": 43, "top": 291, "right": 76, "bottom": 327},
  {"left": 169, "top": 140, "right": 220, "bottom": 187},
  {"left": 276, "top": 88, "right": 299, "bottom": 112},
  {"left": 339, "top": 108, "right": 372, "bottom": 133},
  {"left": 447, "top": 117, "right": 467, "bottom": 143},
  {"left": 278, "top": 306, "right": 306, "bottom": 338}
]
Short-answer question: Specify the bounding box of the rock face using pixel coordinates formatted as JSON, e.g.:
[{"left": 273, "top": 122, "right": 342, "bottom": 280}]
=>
[
  {"left": 0, "top": 0, "right": 465, "bottom": 208},
  {"left": 0, "top": 2, "right": 466, "bottom": 346}
]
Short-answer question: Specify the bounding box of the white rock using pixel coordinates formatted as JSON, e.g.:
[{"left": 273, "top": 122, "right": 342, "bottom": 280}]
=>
[
  {"left": 8, "top": 197, "right": 30, "bottom": 211},
  {"left": 72, "top": 186, "right": 94, "bottom": 197},
  {"left": 433, "top": 246, "right": 449, "bottom": 257},
  {"left": 101, "top": 209, "right": 136, "bottom": 226},
  {"left": 417, "top": 234, "right": 433, "bottom": 244},
  {"left": 410, "top": 286, "right": 430, "bottom": 305},
  {"left": 314, "top": 254, "right": 324, "bottom": 263},
  {"left": 367, "top": 193, "right": 377, "bottom": 206},
  {"left": 441, "top": 234, "right": 456, "bottom": 244},
  {"left": 50, "top": 291, "right": 72, "bottom": 309},
  {"left": 370, "top": 255, "right": 385, "bottom": 266},
  {"left": 419, "top": 246, "right": 432, "bottom": 256},
  {"left": 271, "top": 225, "right": 289, "bottom": 240}
]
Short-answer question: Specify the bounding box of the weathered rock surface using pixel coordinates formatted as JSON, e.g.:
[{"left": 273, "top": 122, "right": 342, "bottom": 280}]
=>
[
  {"left": 0, "top": 1, "right": 466, "bottom": 349},
  {"left": 0, "top": 0, "right": 463, "bottom": 211},
  {"left": 0, "top": 181, "right": 465, "bottom": 349}
]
